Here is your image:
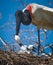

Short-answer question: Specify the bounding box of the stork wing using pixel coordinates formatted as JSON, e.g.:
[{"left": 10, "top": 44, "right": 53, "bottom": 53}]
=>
[
  {"left": 42, "top": 6, "right": 53, "bottom": 18},
  {"left": 32, "top": 7, "right": 53, "bottom": 29},
  {"left": 41, "top": 8, "right": 53, "bottom": 22}
]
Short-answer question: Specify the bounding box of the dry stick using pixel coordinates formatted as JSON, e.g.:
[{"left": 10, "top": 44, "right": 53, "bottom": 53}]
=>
[{"left": 0, "top": 37, "right": 10, "bottom": 51}]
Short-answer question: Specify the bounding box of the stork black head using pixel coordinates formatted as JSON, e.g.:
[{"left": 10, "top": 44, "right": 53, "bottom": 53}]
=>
[
  {"left": 22, "top": 10, "right": 32, "bottom": 25},
  {"left": 15, "top": 10, "right": 32, "bottom": 35}
]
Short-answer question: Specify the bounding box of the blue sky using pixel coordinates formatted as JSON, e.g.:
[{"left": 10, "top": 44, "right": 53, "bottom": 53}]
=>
[{"left": 0, "top": 0, "right": 53, "bottom": 53}]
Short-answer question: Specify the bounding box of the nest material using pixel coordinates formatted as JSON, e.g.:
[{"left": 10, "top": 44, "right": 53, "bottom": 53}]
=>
[{"left": 0, "top": 49, "right": 53, "bottom": 65}]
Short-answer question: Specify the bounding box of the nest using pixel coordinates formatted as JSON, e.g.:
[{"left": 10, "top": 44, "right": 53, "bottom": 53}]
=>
[{"left": 0, "top": 49, "right": 53, "bottom": 65}]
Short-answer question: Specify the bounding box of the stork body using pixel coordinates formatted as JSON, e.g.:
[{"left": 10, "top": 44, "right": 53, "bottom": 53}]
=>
[
  {"left": 15, "top": 3, "right": 53, "bottom": 48},
  {"left": 23, "top": 3, "right": 53, "bottom": 29}
]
